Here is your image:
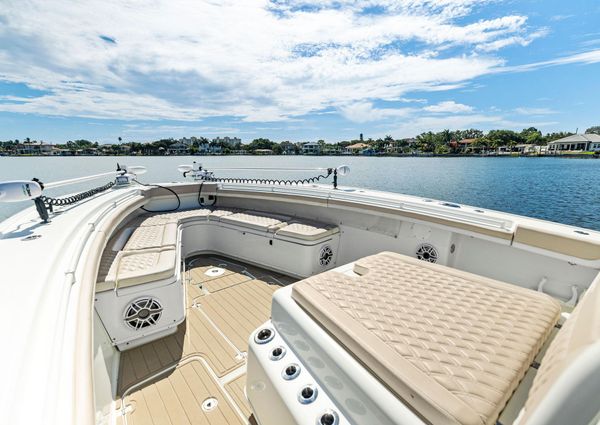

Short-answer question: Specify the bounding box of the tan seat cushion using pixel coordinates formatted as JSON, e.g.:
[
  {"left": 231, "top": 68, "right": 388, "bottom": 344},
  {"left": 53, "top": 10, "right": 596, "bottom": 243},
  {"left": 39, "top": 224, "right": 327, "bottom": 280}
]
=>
[
  {"left": 131, "top": 213, "right": 177, "bottom": 227},
  {"left": 514, "top": 224, "right": 600, "bottom": 261},
  {"left": 132, "top": 208, "right": 219, "bottom": 227},
  {"left": 292, "top": 251, "right": 561, "bottom": 425},
  {"left": 95, "top": 248, "right": 119, "bottom": 292},
  {"left": 520, "top": 274, "right": 600, "bottom": 424},
  {"left": 113, "top": 247, "right": 177, "bottom": 289},
  {"left": 207, "top": 208, "right": 237, "bottom": 220},
  {"left": 123, "top": 223, "right": 178, "bottom": 251},
  {"left": 220, "top": 211, "right": 289, "bottom": 232},
  {"left": 275, "top": 221, "right": 339, "bottom": 241}
]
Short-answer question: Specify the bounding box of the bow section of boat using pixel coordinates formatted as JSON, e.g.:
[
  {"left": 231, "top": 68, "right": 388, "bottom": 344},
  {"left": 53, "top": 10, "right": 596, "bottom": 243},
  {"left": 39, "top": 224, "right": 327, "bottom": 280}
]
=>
[
  {"left": 1, "top": 167, "right": 600, "bottom": 425},
  {"left": 0, "top": 185, "right": 144, "bottom": 425}
]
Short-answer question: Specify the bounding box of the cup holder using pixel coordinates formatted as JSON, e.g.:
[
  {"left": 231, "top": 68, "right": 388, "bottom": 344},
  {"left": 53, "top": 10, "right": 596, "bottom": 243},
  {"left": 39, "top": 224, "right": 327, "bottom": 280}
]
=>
[
  {"left": 298, "top": 384, "right": 318, "bottom": 404},
  {"left": 254, "top": 327, "right": 274, "bottom": 344},
  {"left": 317, "top": 410, "right": 339, "bottom": 425},
  {"left": 282, "top": 363, "right": 300, "bottom": 380},
  {"left": 270, "top": 346, "right": 286, "bottom": 361}
]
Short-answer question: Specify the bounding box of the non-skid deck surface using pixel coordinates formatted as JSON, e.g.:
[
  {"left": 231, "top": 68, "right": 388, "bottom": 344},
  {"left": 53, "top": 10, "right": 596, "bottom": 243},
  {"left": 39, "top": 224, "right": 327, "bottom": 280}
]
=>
[
  {"left": 123, "top": 359, "right": 244, "bottom": 425},
  {"left": 226, "top": 375, "right": 252, "bottom": 419},
  {"left": 118, "top": 255, "right": 294, "bottom": 424}
]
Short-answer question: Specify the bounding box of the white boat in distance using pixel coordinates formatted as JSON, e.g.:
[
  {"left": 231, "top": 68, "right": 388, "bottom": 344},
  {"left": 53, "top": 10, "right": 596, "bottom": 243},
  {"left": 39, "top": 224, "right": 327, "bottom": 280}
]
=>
[{"left": 0, "top": 163, "right": 598, "bottom": 425}]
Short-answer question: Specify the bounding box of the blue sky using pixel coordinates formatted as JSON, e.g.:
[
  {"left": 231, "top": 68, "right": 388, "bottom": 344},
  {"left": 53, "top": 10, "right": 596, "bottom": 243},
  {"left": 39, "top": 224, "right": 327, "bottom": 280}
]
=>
[{"left": 1, "top": 0, "right": 599, "bottom": 144}]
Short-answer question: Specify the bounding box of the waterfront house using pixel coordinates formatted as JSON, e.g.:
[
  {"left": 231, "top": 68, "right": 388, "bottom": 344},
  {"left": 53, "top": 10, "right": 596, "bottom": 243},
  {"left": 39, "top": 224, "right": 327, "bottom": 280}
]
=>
[
  {"left": 457, "top": 138, "right": 477, "bottom": 153},
  {"left": 547, "top": 134, "right": 600, "bottom": 153},
  {"left": 280, "top": 141, "right": 297, "bottom": 155},
  {"left": 254, "top": 149, "right": 273, "bottom": 155},
  {"left": 343, "top": 142, "right": 369, "bottom": 155},
  {"left": 322, "top": 145, "right": 342, "bottom": 155},
  {"left": 213, "top": 136, "right": 241, "bottom": 148},
  {"left": 514, "top": 144, "right": 539, "bottom": 155},
  {"left": 16, "top": 141, "right": 53, "bottom": 155},
  {"left": 302, "top": 141, "right": 320, "bottom": 155},
  {"left": 168, "top": 142, "right": 189, "bottom": 155}
]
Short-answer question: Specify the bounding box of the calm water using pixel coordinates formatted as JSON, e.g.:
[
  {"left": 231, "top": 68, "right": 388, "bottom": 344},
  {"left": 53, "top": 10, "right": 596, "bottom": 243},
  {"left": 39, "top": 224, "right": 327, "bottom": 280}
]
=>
[{"left": 1, "top": 156, "right": 598, "bottom": 230}]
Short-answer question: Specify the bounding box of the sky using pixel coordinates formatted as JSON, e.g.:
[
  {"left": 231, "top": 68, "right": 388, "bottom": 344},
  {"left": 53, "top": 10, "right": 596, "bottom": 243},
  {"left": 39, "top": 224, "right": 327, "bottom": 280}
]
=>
[{"left": 0, "top": 0, "right": 599, "bottom": 144}]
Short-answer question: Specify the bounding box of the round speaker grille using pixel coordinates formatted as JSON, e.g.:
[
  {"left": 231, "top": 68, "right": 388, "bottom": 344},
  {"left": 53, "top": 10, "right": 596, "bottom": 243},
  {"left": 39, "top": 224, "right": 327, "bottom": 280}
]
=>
[
  {"left": 319, "top": 245, "right": 333, "bottom": 267},
  {"left": 416, "top": 243, "right": 438, "bottom": 263},
  {"left": 124, "top": 297, "right": 163, "bottom": 330}
]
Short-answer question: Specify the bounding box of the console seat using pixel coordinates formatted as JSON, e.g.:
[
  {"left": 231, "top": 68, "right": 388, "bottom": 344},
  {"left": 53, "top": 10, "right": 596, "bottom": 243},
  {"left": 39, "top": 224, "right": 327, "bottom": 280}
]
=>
[
  {"left": 96, "top": 207, "right": 339, "bottom": 292},
  {"left": 291, "top": 251, "right": 561, "bottom": 425},
  {"left": 275, "top": 221, "right": 339, "bottom": 242},
  {"left": 123, "top": 223, "right": 178, "bottom": 250},
  {"left": 220, "top": 210, "right": 291, "bottom": 232}
]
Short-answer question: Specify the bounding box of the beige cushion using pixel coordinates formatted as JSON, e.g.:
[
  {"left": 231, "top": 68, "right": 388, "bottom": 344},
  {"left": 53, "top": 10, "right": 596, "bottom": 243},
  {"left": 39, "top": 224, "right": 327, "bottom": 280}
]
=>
[
  {"left": 95, "top": 249, "right": 119, "bottom": 292},
  {"left": 130, "top": 213, "right": 177, "bottom": 227},
  {"left": 292, "top": 251, "right": 560, "bottom": 425},
  {"left": 220, "top": 211, "right": 289, "bottom": 232},
  {"left": 514, "top": 223, "right": 600, "bottom": 261},
  {"left": 520, "top": 274, "right": 600, "bottom": 424},
  {"left": 113, "top": 248, "right": 177, "bottom": 289},
  {"left": 123, "top": 223, "right": 178, "bottom": 250},
  {"left": 275, "top": 221, "right": 339, "bottom": 241},
  {"left": 207, "top": 208, "right": 237, "bottom": 220},
  {"left": 166, "top": 208, "right": 211, "bottom": 223}
]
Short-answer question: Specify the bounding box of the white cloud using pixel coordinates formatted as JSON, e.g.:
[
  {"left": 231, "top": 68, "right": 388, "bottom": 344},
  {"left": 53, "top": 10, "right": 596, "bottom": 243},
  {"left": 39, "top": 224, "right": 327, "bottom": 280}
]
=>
[
  {"left": 0, "top": 0, "right": 583, "bottom": 125},
  {"left": 503, "top": 49, "right": 600, "bottom": 72},
  {"left": 513, "top": 107, "right": 557, "bottom": 115},
  {"left": 424, "top": 101, "right": 473, "bottom": 113},
  {"left": 0, "top": 0, "right": 520, "bottom": 121},
  {"left": 339, "top": 102, "right": 414, "bottom": 122}
]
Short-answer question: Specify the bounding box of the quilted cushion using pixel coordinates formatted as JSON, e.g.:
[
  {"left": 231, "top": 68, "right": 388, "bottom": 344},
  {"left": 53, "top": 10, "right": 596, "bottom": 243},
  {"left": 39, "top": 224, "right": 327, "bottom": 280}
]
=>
[
  {"left": 292, "top": 251, "right": 561, "bottom": 425},
  {"left": 124, "top": 223, "right": 177, "bottom": 250},
  {"left": 519, "top": 274, "right": 600, "bottom": 425},
  {"left": 114, "top": 248, "right": 177, "bottom": 288},
  {"left": 275, "top": 221, "right": 338, "bottom": 241},
  {"left": 220, "top": 211, "right": 289, "bottom": 232}
]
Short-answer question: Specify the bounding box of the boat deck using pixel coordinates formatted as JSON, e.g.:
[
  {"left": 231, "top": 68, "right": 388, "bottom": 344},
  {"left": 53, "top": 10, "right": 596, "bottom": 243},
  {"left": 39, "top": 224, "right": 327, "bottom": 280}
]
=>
[{"left": 117, "top": 255, "right": 295, "bottom": 425}]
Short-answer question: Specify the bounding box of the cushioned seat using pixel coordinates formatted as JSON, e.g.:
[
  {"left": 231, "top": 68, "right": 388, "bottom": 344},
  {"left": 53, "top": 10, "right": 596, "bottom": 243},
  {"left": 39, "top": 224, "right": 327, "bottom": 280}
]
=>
[
  {"left": 133, "top": 208, "right": 212, "bottom": 227},
  {"left": 292, "top": 251, "right": 561, "bottom": 425},
  {"left": 207, "top": 208, "right": 237, "bottom": 220},
  {"left": 275, "top": 221, "right": 338, "bottom": 241},
  {"left": 123, "top": 223, "right": 178, "bottom": 250},
  {"left": 220, "top": 211, "right": 290, "bottom": 232},
  {"left": 98, "top": 247, "right": 177, "bottom": 291},
  {"left": 518, "top": 274, "right": 600, "bottom": 425}
]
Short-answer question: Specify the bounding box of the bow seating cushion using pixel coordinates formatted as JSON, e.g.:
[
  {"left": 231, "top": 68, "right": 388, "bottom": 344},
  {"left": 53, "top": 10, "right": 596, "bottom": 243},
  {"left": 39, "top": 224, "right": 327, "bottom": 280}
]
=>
[{"left": 292, "top": 251, "right": 561, "bottom": 425}]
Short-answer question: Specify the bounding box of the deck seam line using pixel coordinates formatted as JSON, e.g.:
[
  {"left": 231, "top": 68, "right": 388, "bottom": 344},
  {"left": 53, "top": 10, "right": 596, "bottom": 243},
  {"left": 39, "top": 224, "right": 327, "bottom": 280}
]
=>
[
  {"left": 191, "top": 302, "right": 244, "bottom": 357},
  {"left": 120, "top": 355, "right": 248, "bottom": 424}
]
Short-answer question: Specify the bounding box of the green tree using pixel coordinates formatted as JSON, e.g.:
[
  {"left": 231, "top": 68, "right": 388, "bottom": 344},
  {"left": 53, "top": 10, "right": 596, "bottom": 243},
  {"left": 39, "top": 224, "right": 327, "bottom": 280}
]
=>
[{"left": 585, "top": 126, "right": 600, "bottom": 135}]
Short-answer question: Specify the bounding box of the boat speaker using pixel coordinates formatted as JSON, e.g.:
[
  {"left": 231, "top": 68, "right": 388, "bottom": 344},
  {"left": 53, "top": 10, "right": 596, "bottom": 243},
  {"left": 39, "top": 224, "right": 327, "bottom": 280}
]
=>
[
  {"left": 416, "top": 243, "right": 438, "bottom": 263},
  {"left": 319, "top": 245, "right": 334, "bottom": 267},
  {"left": 124, "top": 297, "right": 163, "bottom": 330}
]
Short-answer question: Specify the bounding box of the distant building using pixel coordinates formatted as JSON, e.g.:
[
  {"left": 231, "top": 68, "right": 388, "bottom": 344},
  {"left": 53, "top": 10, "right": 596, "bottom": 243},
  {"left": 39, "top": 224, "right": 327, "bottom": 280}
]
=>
[
  {"left": 514, "top": 144, "right": 539, "bottom": 155},
  {"left": 280, "top": 141, "right": 297, "bottom": 155},
  {"left": 457, "top": 138, "right": 477, "bottom": 153},
  {"left": 180, "top": 137, "right": 197, "bottom": 146},
  {"left": 302, "top": 141, "right": 320, "bottom": 155},
  {"left": 168, "top": 142, "right": 189, "bottom": 155},
  {"left": 547, "top": 134, "right": 600, "bottom": 153},
  {"left": 16, "top": 141, "right": 53, "bottom": 155},
  {"left": 212, "top": 136, "right": 241, "bottom": 147},
  {"left": 359, "top": 133, "right": 364, "bottom": 142},
  {"left": 254, "top": 149, "right": 273, "bottom": 155},
  {"left": 343, "top": 142, "right": 369, "bottom": 155}
]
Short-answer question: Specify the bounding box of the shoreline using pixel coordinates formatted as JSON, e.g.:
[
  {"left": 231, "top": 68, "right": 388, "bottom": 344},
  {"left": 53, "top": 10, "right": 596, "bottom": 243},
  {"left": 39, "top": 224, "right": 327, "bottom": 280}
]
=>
[{"left": 1, "top": 153, "right": 598, "bottom": 159}]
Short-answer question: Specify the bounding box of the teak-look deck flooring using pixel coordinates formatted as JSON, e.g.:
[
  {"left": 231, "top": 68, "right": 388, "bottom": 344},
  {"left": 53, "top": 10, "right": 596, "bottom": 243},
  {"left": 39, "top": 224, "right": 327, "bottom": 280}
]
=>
[{"left": 118, "top": 255, "right": 292, "bottom": 425}]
